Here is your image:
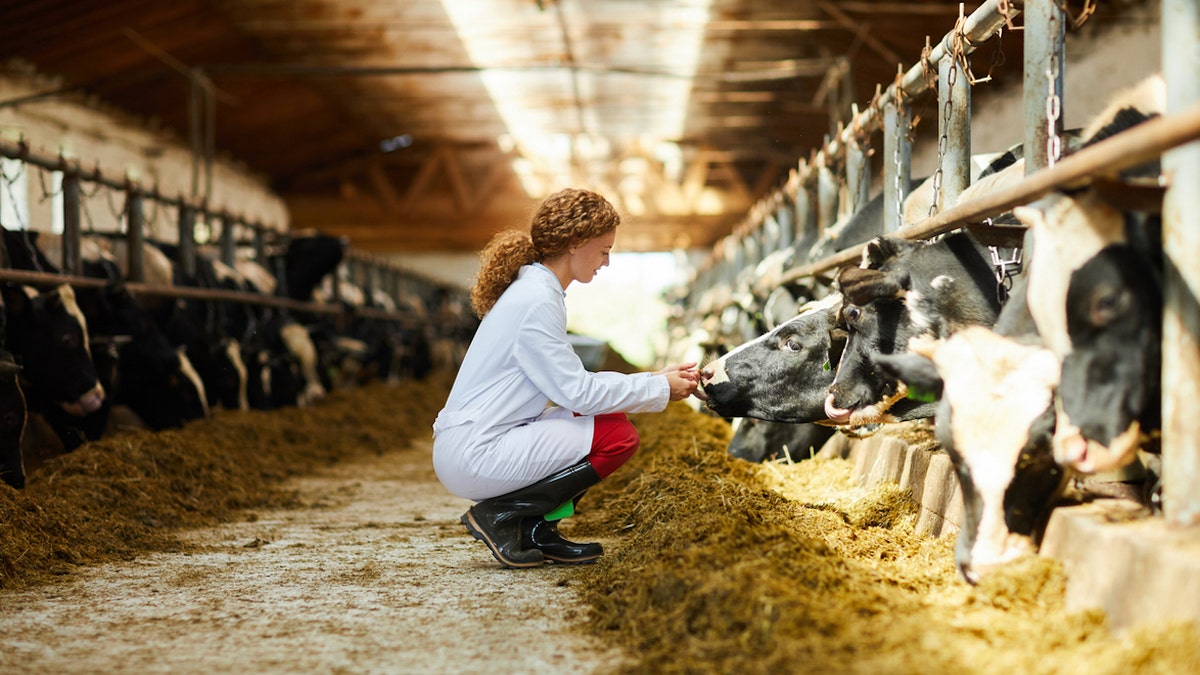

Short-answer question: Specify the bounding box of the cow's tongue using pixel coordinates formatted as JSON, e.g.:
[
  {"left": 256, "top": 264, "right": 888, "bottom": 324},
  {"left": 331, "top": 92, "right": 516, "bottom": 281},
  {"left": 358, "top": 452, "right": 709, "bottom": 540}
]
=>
[{"left": 824, "top": 393, "right": 852, "bottom": 423}]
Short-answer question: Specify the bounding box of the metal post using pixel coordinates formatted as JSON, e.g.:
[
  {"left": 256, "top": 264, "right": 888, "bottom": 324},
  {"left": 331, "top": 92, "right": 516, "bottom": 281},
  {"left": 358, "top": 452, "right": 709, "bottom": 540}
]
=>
[
  {"left": 937, "top": 50, "right": 971, "bottom": 210},
  {"left": 219, "top": 215, "right": 236, "bottom": 267},
  {"left": 1161, "top": 0, "right": 1200, "bottom": 527},
  {"left": 126, "top": 192, "right": 145, "bottom": 283},
  {"left": 816, "top": 161, "right": 838, "bottom": 236},
  {"left": 883, "top": 99, "right": 912, "bottom": 232},
  {"left": 1024, "top": 0, "right": 1066, "bottom": 174},
  {"left": 846, "top": 136, "right": 870, "bottom": 214},
  {"left": 795, "top": 174, "right": 815, "bottom": 249},
  {"left": 776, "top": 197, "right": 794, "bottom": 249},
  {"left": 253, "top": 224, "right": 266, "bottom": 263},
  {"left": 762, "top": 211, "right": 781, "bottom": 256},
  {"left": 61, "top": 172, "right": 82, "bottom": 276},
  {"left": 177, "top": 204, "right": 196, "bottom": 279}
]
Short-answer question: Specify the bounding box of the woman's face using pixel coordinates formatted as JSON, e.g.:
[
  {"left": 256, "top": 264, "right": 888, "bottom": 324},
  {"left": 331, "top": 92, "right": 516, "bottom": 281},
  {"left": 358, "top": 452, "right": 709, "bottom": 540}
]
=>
[{"left": 569, "top": 229, "right": 616, "bottom": 284}]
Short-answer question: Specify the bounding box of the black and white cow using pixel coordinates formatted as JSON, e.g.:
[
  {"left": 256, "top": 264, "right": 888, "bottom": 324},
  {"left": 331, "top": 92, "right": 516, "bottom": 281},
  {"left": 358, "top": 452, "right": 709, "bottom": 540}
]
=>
[
  {"left": 1056, "top": 234, "right": 1162, "bottom": 475},
  {"left": 875, "top": 323, "right": 1066, "bottom": 583},
  {"left": 824, "top": 230, "right": 1004, "bottom": 427},
  {"left": 726, "top": 416, "right": 835, "bottom": 463},
  {"left": 699, "top": 293, "right": 845, "bottom": 423},
  {"left": 873, "top": 260, "right": 1070, "bottom": 583},
  {"left": 0, "top": 348, "right": 26, "bottom": 489},
  {"left": 2, "top": 282, "right": 106, "bottom": 433},
  {"left": 869, "top": 74, "right": 1169, "bottom": 581},
  {"left": 26, "top": 233, "right": 211, "bottom": 435}
]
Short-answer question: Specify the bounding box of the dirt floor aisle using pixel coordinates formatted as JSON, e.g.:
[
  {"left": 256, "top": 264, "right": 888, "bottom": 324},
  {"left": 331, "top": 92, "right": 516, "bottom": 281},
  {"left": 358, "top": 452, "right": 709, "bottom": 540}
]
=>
[{"left": 0, "top": 438, "right": 626, "bottom": 674}]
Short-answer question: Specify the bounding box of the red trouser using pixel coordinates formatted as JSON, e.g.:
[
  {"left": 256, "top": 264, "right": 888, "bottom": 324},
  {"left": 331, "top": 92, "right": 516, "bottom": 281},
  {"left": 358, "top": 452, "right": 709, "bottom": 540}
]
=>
[{"left": 587, "top": 412, "right": 640, "bottom": 478}]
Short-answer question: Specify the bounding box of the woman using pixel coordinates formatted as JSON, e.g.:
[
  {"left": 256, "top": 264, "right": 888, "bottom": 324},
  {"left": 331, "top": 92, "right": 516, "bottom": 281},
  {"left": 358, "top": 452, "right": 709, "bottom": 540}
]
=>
[{"left": 432, "top": 187, "right": 700, "bottom": 569}]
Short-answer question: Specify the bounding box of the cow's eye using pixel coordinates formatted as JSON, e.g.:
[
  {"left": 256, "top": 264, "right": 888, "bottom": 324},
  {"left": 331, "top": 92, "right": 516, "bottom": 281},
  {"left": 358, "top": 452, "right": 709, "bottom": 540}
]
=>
[
  {"left": 1090, "top": 287, "right": 1129, "bottom": 325},
  {"left": 845, "top": 306, "right": 862, "bottom": 323},
  {"left": 783, "top": 337, "right": 802, "bottom": 352}
]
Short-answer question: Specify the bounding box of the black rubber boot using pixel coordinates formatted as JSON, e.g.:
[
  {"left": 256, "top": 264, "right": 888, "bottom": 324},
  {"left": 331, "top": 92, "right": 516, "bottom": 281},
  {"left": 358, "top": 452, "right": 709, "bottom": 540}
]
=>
[
  {"left": 462, "top": 459, "right": 601, "bottom": 569},
  {"left": 520, "top": 518, "right": 603, "bottom": 564}
]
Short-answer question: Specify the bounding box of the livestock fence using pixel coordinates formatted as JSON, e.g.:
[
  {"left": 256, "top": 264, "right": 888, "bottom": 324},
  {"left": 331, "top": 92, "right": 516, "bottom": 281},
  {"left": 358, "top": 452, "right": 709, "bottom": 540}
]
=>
[
  {"left": 0, "top": 135, "right": 474, "bottom": 334},
  {"left": 673, "top": 0, "right": 1200, "bottom": 527}
]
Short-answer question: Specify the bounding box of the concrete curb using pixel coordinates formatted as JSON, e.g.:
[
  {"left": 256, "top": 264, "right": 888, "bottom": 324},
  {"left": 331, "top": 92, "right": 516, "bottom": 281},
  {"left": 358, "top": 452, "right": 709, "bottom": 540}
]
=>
[{"left": 825, "top": 425, "right": 1200, "bottom": 633}]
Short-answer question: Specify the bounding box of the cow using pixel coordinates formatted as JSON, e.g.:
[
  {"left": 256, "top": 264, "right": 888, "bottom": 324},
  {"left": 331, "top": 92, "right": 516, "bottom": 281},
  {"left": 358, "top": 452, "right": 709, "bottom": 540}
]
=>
[
  {"left": 0, "top": 348, "right": 27, "bottom": 489},
  {"left": 24, "top": 232, "right": 211, "bottom": 434},
  {"left": 866, "top": 75, "right": 1169, "bottom": 582},
  {"left": 875, "top": 323, "right": 1067, "bottom": 584},
  {"left": 824, "top": 230, "right": 1004, "bottom": 427},
  {"left": 1008, "top": 75, "right": 1165, "bottom": 475},
  {"left": 1055, "top": 238, "right": 1162, "bottom": 476},
  {"left": 726, "top": 417, "right": 835, "bottom": 464},
  {"left": 1, "top": 282, "right": 106, "bottom": 441},
  {"left": 699, "top": 292, "right": 845, "bottom": 423}
]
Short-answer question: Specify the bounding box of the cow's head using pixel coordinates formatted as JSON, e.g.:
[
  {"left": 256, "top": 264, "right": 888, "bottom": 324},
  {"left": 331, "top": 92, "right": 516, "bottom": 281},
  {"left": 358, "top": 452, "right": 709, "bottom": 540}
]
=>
[
  {"left": 875, "top": 328, "right": 1068, "bottom": 584},
  {"left": 1054, "top": 242, "right": 1161, "bottom": 474},
  {"left": 825, "top": 234, "right": 1000, "bottom": 427},
  {"left": 281, "top": 232, "right": 348, "bottom": 301},
  {"left": 699, "top": 293, "right": 845, "bottom": 423},
  {"left": 3, "top": 284, "right": 104, "bottom": 416}
]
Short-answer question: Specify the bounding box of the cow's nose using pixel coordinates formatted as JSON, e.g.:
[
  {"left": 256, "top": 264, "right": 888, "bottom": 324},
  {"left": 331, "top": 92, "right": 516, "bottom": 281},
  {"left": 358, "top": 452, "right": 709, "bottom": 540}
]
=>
[{"left": 699, "top": 367, "right": 713, "bottom": 384}]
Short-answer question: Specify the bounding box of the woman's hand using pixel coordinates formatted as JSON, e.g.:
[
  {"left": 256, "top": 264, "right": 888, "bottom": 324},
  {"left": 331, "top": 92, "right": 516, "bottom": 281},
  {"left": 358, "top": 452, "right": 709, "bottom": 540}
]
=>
[{"left": 656, "top": 362, "right": 701, "bottom": 402}]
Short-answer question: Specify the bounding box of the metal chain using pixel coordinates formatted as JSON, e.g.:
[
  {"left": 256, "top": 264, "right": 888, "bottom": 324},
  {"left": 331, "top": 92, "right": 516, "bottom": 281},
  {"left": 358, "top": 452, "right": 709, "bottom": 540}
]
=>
[
  {"left": 79, "top": 182, "right": 96, "bottom": 232},
  {"left": 972, "top": 26, "right": 1007, "bottom": 87},
  {"left": 997, "top": 0, "right": 1021, "bottom": 31},
  {"left": 989, "top": 245, "right": 1022, "bottom": 305},
  {"left": 0, "top": 159, "right": 27, "bottom": 231},
  {"left": 1045, "top": 43, "right": 1062, "bottom": 168},
  {"left": 929, "top": 55, "right": 956, "bottom": 218},
  {"left": 1055, "top": 0, "right": 1097, "bottom": 29},
  {"left": 891, "top": 89, "right": 906, "bottom": 230},
  {"left": 35, "top": 165, "right": 62, "bottom": 203}
]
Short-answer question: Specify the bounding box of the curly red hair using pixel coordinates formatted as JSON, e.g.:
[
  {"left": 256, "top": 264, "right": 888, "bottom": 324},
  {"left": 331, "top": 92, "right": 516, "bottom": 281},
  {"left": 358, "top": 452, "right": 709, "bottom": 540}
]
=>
[{"left": 470, "top": 188, "right": 619, "bottom": 317}]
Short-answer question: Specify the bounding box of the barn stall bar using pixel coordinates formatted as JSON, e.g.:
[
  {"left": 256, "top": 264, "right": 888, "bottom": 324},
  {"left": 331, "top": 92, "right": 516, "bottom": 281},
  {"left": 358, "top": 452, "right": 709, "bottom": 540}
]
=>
[
  {"left": 0, "top": 131, "right": 475, "bottom": 450},
  {"left": 675, "top": 0, "right": 1200, "bottom": 631}
]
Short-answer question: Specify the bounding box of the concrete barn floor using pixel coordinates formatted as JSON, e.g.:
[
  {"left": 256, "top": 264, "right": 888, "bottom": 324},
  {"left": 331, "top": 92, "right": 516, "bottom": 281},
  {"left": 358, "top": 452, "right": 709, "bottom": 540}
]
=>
[{"left": 0, "top": 438, "right": 628, "bottom": 674}]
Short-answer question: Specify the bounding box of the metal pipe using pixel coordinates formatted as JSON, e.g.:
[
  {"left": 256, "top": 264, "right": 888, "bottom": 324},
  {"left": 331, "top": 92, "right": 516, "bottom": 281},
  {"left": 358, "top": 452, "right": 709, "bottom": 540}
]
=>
[
  {"left": 219, "top": 215, "right": 236, "bottom": 267},
  {"left": 125, "top": 192, "right": 146, "bottom": 283},
  {"left": 178, "top": 204, "right": 197, "bottom": 279},
  {"left": 1161, "top": 0, "right": 1200, "bottom": 527},
  {"left": 1024, "top": 0, "right": 1065, "bottom": 174},
  {"left": 816, "top": 162, "right": 839, "bottom": 236},
  {"left": 776, "top": 197, "right": 794, "bottom": 249},
  {"left": 0, "top": 266, "right": 424, "bottom": 324},
  {"left": 846, "top": 135, "right": 870, "bottom": 214},
  {"left": 0, "top": 138, "right": 281, "bottom": 232},
  {"left": 61, "top": 172, "right": 82, "bottom": 276},
  {"left": 794, "top": 173, "right": 815, "bottom": 246},
  {"left": 775, "top": 102, "right": 1200, "bottom": 284}
]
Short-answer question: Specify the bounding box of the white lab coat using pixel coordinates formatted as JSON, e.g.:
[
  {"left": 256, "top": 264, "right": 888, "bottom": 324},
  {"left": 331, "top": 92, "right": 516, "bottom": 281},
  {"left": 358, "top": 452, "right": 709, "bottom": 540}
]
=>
[{"left": 432, "top": 263, "right": 669, "bottom": 500}]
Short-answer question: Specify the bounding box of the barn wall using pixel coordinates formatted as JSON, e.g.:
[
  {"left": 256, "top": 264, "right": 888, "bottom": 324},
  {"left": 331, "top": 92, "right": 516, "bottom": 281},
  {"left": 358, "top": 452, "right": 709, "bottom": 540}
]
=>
[
  {"left": 912, "top": 1, "right": 1162, "bottom": 174},
  {"left": 0, "top": 70, "right": 288, "bottom": 239}
]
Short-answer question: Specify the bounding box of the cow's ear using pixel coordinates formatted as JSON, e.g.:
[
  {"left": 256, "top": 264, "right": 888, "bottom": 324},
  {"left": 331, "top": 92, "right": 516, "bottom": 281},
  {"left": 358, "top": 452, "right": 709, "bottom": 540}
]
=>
[
  {"left": 860, "top": 237, "right": 893, "bottom": 269},
  {"left": 1012, "top": 205, "right": 1045, "bottom": 230},
  {"left": 838, "top": 266, "right": 906, "bottom": 306},
  {"left": 873, "top": 352, "right": 943, "bottom": 402}
]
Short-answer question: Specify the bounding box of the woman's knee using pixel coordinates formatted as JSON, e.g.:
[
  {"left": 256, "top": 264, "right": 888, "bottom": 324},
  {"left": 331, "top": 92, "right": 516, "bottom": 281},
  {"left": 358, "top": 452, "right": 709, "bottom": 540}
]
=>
[{"left": 588, "top": 414, "right": 640, "bottom": 478}]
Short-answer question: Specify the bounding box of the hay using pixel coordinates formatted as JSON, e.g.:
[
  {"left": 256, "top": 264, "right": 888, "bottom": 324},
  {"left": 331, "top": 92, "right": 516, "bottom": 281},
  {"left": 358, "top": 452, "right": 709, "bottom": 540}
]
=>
[
  {"left": 573, "top": 403, "right": 1200, "bottom": 675},
  {"left": 4, "top": 380, "right": 1197, "bottom": 673},
  {"left": 0, "top": 374, "right": 451, "bottom": 589}
]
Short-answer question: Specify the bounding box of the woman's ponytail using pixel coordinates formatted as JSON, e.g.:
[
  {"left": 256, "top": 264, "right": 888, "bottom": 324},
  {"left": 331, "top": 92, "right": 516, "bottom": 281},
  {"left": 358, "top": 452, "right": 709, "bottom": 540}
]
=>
[{"left": 470, "top": 229, "right": 537, "bottom": 317}]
